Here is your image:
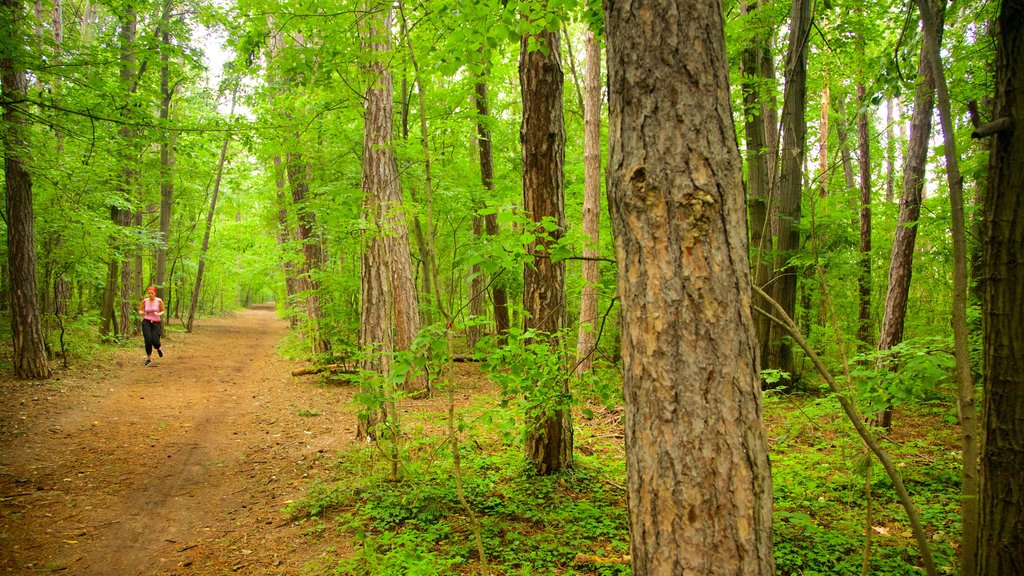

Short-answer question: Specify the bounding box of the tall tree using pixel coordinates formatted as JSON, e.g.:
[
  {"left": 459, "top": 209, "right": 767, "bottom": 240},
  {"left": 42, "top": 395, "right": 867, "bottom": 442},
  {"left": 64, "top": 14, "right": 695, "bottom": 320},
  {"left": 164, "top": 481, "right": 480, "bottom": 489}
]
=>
[
  {"left": 856, "top": 79, "right": 873, "bottom": 349},
  {"left": 473, "top": 76, "right": 511, "bottom": 340},
  {"left": 360, "top": 1, "right": 424, "bottom": 399},
  {"left": 975, "top": 0, "right": 1024, "bottom": 572},
  {"left": 605, "top": 0, "right": 775, "bottom": 572},
  {"left": 1, "top": 0, "right": 51, "bottom": 379},
  {"left": 156, "top": 0, "right": 176, "bottom": 301},
  {"left": 574, "top": 29, "right": 601, "bottom": 377},
  {"left": 877, "top": 11, "right": 938, "bottom": 429},
  {"left": 916, "top": 0, "right": 981, "bottom": 568},
  {"left": 520, "top": 16, "right": 571, "bottom": 474},
  {"left": 766, "top": 0, "right": 813, "bottom": 378},
  {"left": 740, "top": 0, "right": 776, "bottom": 369},
  {"left": 285, "top": 151, "right": 331, "bottom": 354}
]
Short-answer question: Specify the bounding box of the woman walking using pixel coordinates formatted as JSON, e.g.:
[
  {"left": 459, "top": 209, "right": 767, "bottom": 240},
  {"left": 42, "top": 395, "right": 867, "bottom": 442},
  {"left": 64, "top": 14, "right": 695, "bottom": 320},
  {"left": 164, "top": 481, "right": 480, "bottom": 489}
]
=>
[{"left": 138, "top": 286, "right": 166, "bottom": 366}]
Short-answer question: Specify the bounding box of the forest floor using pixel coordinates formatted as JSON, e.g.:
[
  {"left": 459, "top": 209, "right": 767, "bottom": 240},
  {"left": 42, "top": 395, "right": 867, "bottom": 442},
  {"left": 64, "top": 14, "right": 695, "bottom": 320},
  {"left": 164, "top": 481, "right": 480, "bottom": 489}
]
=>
[{"left": 0, "top": 306, "right": 363, "bottom": 575}]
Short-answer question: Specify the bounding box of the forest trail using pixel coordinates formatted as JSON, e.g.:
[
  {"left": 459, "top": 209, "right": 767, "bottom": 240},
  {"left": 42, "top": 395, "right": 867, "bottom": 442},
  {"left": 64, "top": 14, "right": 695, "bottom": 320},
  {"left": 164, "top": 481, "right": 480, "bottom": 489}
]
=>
[{"left": 0, "top": 307, "right": 356, "bottom": 575}]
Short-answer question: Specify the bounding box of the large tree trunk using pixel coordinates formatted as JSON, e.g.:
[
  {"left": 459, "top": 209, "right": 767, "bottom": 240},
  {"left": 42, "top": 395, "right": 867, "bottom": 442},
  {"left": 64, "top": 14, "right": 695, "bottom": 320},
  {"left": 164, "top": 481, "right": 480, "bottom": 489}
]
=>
[
  {"left": 520, "top": 22, "right": 571, "bottom": 475},
  {"left": 361, "top": 4, "right": 424, "bottom": 396},
  {"left": 574, "top": 29, "right": 601, "bottom": 377},
  {"left": 474, "top": 79, "right": 511, "bottom": 340},
  {"left": 740, "top": 0, "right": 776, "bottom": 371},
  {"left": 767, "top": 0, "right": 813, "bottom": 378},
  {"left": 115, "top": 5, "right": 139, "bottom": 338},
  {"left": 975, "top": 1, "right": 1024, "bottom": 573},
  {"left": 1, "top": 0, "right": 51, "bottom": 379},
  {"left": 272, "top": 156, "right": 300, "bottom": 327},
  {"left": 605, "top": 0, "right": 775, "bottom": 572}
]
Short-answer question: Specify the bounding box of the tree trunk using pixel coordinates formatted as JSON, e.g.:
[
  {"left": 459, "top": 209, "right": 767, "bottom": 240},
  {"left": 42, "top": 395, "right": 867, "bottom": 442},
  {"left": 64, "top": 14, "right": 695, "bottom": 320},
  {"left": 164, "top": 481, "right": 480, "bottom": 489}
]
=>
[
  {"left": 156, "top": 0, "right": 175, "bottom": 300},
  {"left": 740, "top": 0, "right": 776, "bottom": 372},
  {"left": 285, "top": 151, "right": 331, "bottom": 355},
  {"left": 605, "top": 0, "right": 775, "bottom": 572},
  {"left": 975, "top": 1, "right": 1024, "bottom": 572},
  {"left": 1, "top": 0, "right": 51, "bottom": 379},
  {"left": 520, "top": 22, "right": 571, "bottom": 475},
  {"left": 362, "top": 4, "right": 424, "bottom": 395},
  {"left": 574, "top": 29, "right": 601, "bottom": 377},
  {"left": 767, "top": 0, "right": 813, "bottom": 378},
  {"left": 273, "top": 155, "right": 300, "bottom": 327},
  {"left": 112, "top": 7, "right": 138, "bottom": 338},
  {"left": 474, "top": 78, "right": 511, "bottom": 340},
  {"left": 187, "top": 92, "right": 235, "bottom": 333},
  {"left": 915, "top": 0, "right": 981, "bottom": 573},
  {"left": 876, "top": 20, "right": 937, "bottom": 429},
  {"left": 856, "top": 82, "right": 873, "bottom": 349},
  {"left": 885, "top": 97, "right": 897, "bottom": 203}
]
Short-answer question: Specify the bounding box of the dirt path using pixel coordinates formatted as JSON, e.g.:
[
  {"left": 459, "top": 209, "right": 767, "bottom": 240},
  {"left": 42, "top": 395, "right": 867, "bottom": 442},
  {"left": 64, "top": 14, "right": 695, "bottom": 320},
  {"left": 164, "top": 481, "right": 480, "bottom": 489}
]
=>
[{"left": 0, "top": 306, "right": 356, "bottom": 575}]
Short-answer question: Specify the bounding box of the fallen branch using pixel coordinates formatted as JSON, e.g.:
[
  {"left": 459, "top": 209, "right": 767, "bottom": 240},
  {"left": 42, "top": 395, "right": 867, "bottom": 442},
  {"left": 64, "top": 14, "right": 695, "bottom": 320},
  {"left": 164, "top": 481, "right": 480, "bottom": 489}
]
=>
[{"left": 291, "top": 363, "right": 357, "bottom": 377}]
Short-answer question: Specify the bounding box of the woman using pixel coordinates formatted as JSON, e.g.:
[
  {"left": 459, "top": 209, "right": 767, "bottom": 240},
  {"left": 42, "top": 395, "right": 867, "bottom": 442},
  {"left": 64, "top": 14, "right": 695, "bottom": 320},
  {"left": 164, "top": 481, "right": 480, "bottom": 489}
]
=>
[{"left": 138, "top": 286, "right": 166, "bottom": 366}]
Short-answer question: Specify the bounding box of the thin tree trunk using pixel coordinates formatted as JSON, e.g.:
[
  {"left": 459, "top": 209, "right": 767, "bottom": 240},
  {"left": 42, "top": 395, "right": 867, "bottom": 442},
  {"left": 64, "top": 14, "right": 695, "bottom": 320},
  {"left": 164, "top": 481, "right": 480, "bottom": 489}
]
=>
[
  {"left": 474, "top": 78, "right": 511, "bottom": 340},
  {"left": 885, "top": 97, "right": 897, "bottom": 203},
  {"left": 975, "top": 1, "right": 1024, "bottom": 572},
  {"left": 605, "top": 0, "right": 775, "bottom": 570},
  {"left": 574, "top": 29, "right": 601, "bottom": 377},
  {"left": 273, "top": 155, "right": 300, "bottom": 327},
  {"left": 837, "top": 97, "right": 857, "bottom": 190},
  {"left": 156, "top": 0, "right": 175, "bottom": 299},
  {"left": 520, "top": 21, "right": 571, "bottom": 474},
  {"left": 877, "top": 22, "right": 937, "bottom": 430},
  {"left": 186, "top": 91, "right": 236, "bottom": 332},
  {"left": 1, "top": 0, "right": 51, "bottom": 379},
  {"left": 916, "top": 0, "right": 980, "bottom": 572},
  {"left": 819, "top": 84, "right": 830, "bottom": 197},
  {"left": 856, "top": 81, "right": 873, "bottom": 349},
  {"left": 115, "top": 5, "right": 139, "bottom": 338}
]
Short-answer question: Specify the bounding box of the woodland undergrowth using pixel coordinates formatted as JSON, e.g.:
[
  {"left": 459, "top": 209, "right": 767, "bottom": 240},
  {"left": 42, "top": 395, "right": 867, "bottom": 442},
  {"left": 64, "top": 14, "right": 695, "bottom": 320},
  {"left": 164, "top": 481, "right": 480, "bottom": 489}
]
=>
[{"left": 287, "top": 369, "right": 964, "bottom": 576}]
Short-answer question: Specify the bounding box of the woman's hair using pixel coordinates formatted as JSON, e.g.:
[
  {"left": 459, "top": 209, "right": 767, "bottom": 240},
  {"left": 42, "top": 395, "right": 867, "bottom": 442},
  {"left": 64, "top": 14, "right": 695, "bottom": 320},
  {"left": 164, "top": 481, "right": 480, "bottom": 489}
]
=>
[{"left": 146, "top": 286, "right": 157, "bottom": 293}]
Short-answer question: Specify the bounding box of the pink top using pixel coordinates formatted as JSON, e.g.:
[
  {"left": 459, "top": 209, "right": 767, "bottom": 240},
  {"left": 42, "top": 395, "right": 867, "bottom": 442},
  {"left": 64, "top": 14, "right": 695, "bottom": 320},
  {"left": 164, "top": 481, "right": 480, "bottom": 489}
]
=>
[{"left": 142, "top": 297, "right": 163, "bottom": 322}]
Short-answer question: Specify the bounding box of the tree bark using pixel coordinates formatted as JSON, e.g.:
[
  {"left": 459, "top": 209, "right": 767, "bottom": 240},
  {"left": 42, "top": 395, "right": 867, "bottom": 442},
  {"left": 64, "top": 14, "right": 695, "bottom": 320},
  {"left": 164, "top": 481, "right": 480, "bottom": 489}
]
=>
[
  {"left": 606, "top": 1, "right": 775, "bottom": 572},
  {"left": 361, "top": 3, "right": 424, "bottom": 395},
  {"left": 876, "top": 19, "right": 938, "bottom": 430},
  {"left": 767, "top": 0, "right": 813, "bottom": 378},
  {"left": 884, "top": 97, "right": 897, "bottom": 203},
  {"left": 574, "top": 29, "right": 601, "bottom": 377},
  {"left": 740, "top": 0, "right": 776, "bottom": 372},
  {"left": 285, "top": 151, "right": 331, "bottom": 355},
  {"left": 1, "top": 0, "right": 51, "bottom": 379},
  {"left": 856, "top": 81, "right": 873, "bottom": 349},
  {"left": 975, "top": 1, "right": 1024, "bottom": 573},
  {"left": 520, "top": 21, "right": 571, "bottom": 474},
  {"left": 474, "top": 78, "right": 511, "bottom": 340},
  {"left": 156, "top": 0, "right": 175, "bottom": 301}
]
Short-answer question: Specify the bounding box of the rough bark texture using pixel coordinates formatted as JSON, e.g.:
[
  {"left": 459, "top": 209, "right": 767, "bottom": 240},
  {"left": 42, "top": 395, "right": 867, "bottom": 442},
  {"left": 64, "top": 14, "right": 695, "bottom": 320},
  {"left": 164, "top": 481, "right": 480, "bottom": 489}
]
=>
[
  {"left": 1, "top": 0, "right": 51, "bottom": 379},
  {"left": 604, "top": 0, "right": 775, "bottom": 573},
  {"left": 520, "top": 24, "right": 571, "bottom": 474},
  {"left": 474, "top": 79, "right": 511, "bottom": 340},
  {"left": 767, "top": 0, "right": 812, "bottom": 378},
  {"left": 975, "top": 1, "right": 1023, "bottom": 574},
  {"left": 362, "top": 5, "right": 424, "bottom": 394},
  {"left": 574, "top": 30, "right": 601, "bottom": 377},
  {"left": 272, "top": 156, "right": 300, "bottom": 328}
]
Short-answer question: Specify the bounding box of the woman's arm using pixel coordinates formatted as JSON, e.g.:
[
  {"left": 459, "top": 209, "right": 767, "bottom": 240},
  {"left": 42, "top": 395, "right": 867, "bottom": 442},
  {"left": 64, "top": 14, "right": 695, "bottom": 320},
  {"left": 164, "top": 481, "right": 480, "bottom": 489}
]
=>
[
  {"left": 138, "top": 300, "right": 146, "bottom": 315},
  {"left": 158, "top": 300, "right": 166, "bottom": 316}
]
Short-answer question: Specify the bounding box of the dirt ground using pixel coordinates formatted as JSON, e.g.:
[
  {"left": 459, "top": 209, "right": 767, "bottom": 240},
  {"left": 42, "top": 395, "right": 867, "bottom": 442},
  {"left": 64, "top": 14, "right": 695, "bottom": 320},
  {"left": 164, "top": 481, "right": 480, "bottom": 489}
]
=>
[{"left": 0, "top": 306, "right": 360, "bottom": 575}]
